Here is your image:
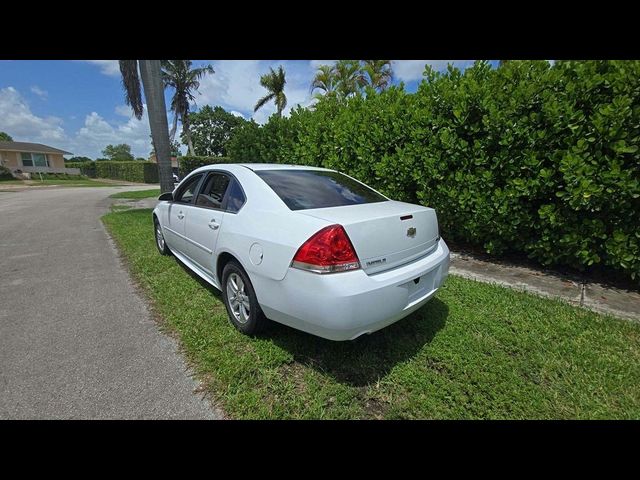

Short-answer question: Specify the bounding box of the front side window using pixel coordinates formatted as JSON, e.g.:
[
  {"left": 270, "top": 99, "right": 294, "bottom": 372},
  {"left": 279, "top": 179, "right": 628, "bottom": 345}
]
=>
[
  {"left": 174, "top": 174, "right": 203, "bottom": 203},
  {"left": 255, "top": 169, "right": 388, "bottom": 211}
]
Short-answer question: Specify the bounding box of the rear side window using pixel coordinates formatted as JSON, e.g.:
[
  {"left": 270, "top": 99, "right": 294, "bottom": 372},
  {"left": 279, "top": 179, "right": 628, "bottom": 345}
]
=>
[
  {"left": 255, "top": 170, "right": 387, "bottom": 211},
  {"left": 226, "top": 179, "right": 246, "bottom": 213}
]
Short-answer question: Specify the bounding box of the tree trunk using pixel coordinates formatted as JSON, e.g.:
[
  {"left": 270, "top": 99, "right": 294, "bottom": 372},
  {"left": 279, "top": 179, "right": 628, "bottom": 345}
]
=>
[
  {"left": 169, "top": 111, "right": 178, "bottom": 143},
  {"left": 139, "top": 60, "right": 174, "bottom": 193},
  {"left": 183, "top": 112, "right": 196, "bottom": 156}
]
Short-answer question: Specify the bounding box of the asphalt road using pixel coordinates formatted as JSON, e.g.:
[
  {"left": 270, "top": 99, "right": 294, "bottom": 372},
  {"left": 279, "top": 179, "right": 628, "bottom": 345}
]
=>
[{"left": 0, "top": 186, "right": 221, "bottom": 419}]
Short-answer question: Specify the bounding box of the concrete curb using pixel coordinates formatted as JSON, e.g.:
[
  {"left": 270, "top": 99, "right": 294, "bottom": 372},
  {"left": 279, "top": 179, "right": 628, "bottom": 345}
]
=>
[{"left": 450, "top": 252, "right": 640, "bottom": 322}]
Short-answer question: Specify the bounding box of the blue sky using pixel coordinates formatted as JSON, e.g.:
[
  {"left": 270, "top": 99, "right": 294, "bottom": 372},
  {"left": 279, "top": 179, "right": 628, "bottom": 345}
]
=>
[{"left": 0, "top": 60, "right": 497, "bottom": 159}]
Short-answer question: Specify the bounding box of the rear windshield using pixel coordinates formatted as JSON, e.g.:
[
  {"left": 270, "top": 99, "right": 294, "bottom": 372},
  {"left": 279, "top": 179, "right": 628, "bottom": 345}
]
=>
[{"left": 255, "top": 169, "right": 387, "bottom": 211}]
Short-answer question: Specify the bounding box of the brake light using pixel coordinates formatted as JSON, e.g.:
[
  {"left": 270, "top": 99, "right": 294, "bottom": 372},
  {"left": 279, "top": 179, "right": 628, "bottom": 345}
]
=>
[{"left": 291, "top": 224, "right": 360, "bottom": 274}]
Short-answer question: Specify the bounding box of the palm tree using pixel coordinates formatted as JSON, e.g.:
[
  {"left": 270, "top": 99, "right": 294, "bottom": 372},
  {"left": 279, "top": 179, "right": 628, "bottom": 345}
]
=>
[
  {"left": 254, "top": 66, "right": 287, "bottom": 116},
  {"left": 119, "top": 60, "right": 174, "bottom": 193},
  {"left": 333, "top": 60, "right": 367, "bottom": 99},
  {"left": 362, "top": 60, "right": 393, "bottom": 91},
  {"left": 310, "top": 64, "right": 337, "bottom": 99},
  {"left": 161, "top": 60, "right": 214, "bottom": 155}
]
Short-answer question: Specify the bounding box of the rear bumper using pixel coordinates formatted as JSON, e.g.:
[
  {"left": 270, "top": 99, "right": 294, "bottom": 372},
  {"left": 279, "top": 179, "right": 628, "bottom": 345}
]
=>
[{"left": 253, "top": 239, "right": 450, "bottom": 340}]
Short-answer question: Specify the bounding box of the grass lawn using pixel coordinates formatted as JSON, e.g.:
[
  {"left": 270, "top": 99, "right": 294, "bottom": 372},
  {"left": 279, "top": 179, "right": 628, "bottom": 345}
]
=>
[
  {"left": 0, "top": 177, "right": 122, "bottom": 187},
  {"left": 110, "top": 189, "right": 161, "bottom": 199},
  {"left": 102, "top": 208, "right": 640, "bottom": 419}
]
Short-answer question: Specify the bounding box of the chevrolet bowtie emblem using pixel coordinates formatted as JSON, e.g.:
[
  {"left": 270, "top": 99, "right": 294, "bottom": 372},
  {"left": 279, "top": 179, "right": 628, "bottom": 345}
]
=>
[{"left": 407, "top": 227, "right": 416, "bottom": 238}]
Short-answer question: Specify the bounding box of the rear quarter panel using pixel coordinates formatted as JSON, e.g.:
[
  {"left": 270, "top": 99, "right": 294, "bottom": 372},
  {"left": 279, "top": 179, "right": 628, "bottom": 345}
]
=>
[{"left": 216, "top": 208, "right": 330, "bottom": 282}]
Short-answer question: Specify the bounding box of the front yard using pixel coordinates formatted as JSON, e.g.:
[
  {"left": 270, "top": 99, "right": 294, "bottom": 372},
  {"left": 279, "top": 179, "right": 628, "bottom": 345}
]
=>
[
  {"left": 109, "top": 189, "right": 160, "bottom": 199},
  {"left": 0, "top": 176, "right": 124, "bottom": 187},
  {"left": 103, "top": 208, "right": 640, "bottom": 419}
]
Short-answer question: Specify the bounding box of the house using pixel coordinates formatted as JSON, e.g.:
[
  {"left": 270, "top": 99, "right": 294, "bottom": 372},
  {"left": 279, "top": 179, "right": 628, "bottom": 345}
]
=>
[
  {"left": 0, "top": 141, "right": 76, "bottom": 175},
  {"left": 148, "top": 153, "right": 180, "bottom": 169}
]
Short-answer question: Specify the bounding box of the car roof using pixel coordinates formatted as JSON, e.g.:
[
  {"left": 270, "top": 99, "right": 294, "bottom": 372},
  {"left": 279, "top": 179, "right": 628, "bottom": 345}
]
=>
[
  {"left": 237, "top": 163, "right": 334, "bottom": 172},
  {"left": 186, "top": 163, "right": 337, "bottom": 179}
]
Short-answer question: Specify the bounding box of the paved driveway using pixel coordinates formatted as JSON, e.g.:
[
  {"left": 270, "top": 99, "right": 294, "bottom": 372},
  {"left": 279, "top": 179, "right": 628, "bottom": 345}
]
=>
[{"left": 0, "top": 187, "right": 221, "bottom": 419}]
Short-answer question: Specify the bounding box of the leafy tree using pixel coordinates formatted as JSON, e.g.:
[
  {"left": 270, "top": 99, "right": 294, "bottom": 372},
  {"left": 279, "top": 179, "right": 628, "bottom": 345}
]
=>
[
  {"left": 118, "top": 60, "right": 174, "bottom": 193},
  {"left": 255, "top": 66, "right": 287, "bottom": 117},
  {"left": 0, "top": 131, "right": 13, "bottom": 141},
  {"left": 65, "top": 156, "right": 92, "bottom": 163},
  {"left": 227, "top": 120, "right": 264, "bottom": 163},
  {"left": 362, "top": 60, "right": 393, "bottom": 91},
  {"left": 150, "top": 136, "right": 183, "bottom": 157},
  {"left": 161, "top": 60, "right": 215, "bottom": 155},
  {"left": 187, "top": 106, "right": 247, "bottom": 156},
  {"left": 171, "top": 140, "right": 183, "bottom": 157},
  {"left": 102, "top": 143, "right": 134, "bottom": 161}
]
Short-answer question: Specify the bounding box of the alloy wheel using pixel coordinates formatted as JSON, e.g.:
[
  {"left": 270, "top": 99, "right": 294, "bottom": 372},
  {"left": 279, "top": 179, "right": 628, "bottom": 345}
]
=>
[{"left": 226, "top": 273, "right": 250, "bottom": 324}]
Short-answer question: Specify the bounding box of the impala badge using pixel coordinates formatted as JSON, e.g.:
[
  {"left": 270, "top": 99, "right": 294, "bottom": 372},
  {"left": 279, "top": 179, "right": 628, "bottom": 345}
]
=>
[{"left": 407, "top": 227, "right": 417, "bottom": 238}]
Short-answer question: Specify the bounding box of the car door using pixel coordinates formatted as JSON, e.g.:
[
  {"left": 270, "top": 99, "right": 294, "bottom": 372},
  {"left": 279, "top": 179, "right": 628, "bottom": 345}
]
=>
[
  {"left": 164, "top": 173, "right": 204, "bottom": 256},
  {"left": 182, "top": 171, "right": 232, "bottom": 277}
]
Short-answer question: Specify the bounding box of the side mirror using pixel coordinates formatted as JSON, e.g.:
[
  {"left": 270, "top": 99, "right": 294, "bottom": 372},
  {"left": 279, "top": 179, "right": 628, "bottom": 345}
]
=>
[{"left": 158, "top": 192, "right": 173, "bottom": 201}]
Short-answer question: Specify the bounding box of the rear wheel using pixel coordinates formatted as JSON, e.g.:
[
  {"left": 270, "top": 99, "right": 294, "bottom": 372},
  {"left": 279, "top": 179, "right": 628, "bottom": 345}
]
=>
[
  {"left": 221, "top": 260, "right": 267, "bottom": 335},
  {"left": 154, "top": 217, "right": 171, "bottom": 256}
]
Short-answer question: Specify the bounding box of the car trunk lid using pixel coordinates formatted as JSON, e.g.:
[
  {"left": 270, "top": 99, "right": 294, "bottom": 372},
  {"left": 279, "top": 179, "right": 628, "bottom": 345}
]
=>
[{"left": 298, "top": 201, "right": 439, "bottom": 274}]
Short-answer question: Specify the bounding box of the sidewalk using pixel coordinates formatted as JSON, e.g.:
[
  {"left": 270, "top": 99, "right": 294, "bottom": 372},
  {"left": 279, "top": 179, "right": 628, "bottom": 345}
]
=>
[{"left": 450, "top": 251, "right": 640, "bottom": 321}]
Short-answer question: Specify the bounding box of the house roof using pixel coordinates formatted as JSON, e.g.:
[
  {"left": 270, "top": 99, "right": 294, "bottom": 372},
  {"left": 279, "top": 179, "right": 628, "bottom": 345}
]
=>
[{"left": 0, "top": 141, "right": 72, "bottom": 155}]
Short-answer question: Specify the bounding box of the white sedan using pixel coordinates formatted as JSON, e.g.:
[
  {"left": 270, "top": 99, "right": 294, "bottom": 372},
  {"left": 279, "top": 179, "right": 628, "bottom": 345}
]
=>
[{"left": 153, "top": 164, "right": 450, "bottom": 341}]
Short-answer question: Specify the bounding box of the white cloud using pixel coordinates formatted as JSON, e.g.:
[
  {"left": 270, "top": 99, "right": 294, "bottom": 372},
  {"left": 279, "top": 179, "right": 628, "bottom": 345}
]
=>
[
  {"left": 115, "top": 104, "right": 133, "bottom": 117},
  {"left": 0, "top": 86, "right": 152, "bottom": 159},
  {"left": 0, "top": 87, "right": 65, "bottom": 142},
  {"left": 392, "top": 60, "right": 475, "bottom": 82},
  {"left": 74, "top": 109, "right": 152, "bottom": 159},
  {"left": 309, "top": 60, "right": 336, "bottom": 70},
  {"left": 84, "top": 60, "right": 120, "bottom": 77},
  {"left": 196, "top": 60, "right": 316, "bottom": 125},
  {"left": 30, "top": 85, "right": 48, "bottom": 99},
  {"left": 230, "top": 110, "right": 245, "bottom": 119}
]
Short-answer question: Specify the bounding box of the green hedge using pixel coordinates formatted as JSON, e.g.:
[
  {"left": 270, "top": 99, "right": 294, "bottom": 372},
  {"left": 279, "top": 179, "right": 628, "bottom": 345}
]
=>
[
  {"left": 179, "top": 156, "right": 234, "bottom": 176},
  {"left": 95, "top": 161, "right": 158, "bottom": 183},
  {"left": 65, "top": 161, "right": 97, "bottom": 177},
  {"left": 228, "top": 60, "right": 640, "bottom": 282},
  {"left": 0, "top": 165, "right": 14, "bottom": 180}
]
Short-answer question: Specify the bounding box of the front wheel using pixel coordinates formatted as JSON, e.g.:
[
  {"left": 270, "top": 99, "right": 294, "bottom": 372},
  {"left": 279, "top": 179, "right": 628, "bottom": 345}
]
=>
[
  {"left": 154, "top": 217, "right": 171, "bottom": 256},
  {"left": 221, "top": 260, "right": 268, "bottom": 335}
]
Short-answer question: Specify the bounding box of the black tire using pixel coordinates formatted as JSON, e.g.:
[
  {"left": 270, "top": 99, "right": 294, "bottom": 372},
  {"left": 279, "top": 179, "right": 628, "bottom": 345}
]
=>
[
  {"left": 153, "top": 217, "right": 171, "bottom": 256},
  {"left": 221, "top": 260, "right": 268, "bottom": 335}
]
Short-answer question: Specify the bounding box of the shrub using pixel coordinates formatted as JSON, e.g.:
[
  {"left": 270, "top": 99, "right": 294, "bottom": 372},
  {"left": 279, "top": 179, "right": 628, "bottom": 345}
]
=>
[
  {"left": 95, "top": 161, "right": 158, "bottom": 183},
  {"left": 34, "top": 173, "right": 78, "bottom": 180},
  {"left": 227, "top": 60, "right": 640, "bottom": 281},
  {"left": 65, "top": 161, "right": 96, "bottom": 177},
  {"left": 178, "top": 156, "right": 234, "bottom": 176},
  {"left": 0, "top": 164, "right": 14, "bottom": 180}
]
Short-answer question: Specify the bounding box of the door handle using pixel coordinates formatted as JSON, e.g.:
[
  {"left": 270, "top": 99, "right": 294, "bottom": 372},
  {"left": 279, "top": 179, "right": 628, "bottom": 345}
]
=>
[
  {"left": 177, "top": 211, "right": 184, "bottom": 220},
  {"left": 208, "top": 219, "right": 220, "bottom": 230}
]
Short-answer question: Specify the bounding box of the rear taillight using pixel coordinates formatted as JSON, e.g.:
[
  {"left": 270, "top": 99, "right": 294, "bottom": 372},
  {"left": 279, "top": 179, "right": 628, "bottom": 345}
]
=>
[{"left": 291, "top": 224, "right": 360, "bottom": 274}]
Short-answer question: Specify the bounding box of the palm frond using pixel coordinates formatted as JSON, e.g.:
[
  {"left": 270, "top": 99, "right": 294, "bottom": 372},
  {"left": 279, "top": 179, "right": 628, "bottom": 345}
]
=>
[
  {"left": 119, "top": 60, "right": 144, "bottom": 119},
  {"left": 255, "top": 65, "right": 287, "bottom": 115},
  {"left": 254, "top": 93, "right": 275, "bottom": 112}
]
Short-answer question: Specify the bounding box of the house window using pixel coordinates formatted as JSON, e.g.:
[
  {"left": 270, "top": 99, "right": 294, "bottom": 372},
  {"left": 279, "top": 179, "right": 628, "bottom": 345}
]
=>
[{"left": 20, "top": 152, "right": 49, "bottom": 167}]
